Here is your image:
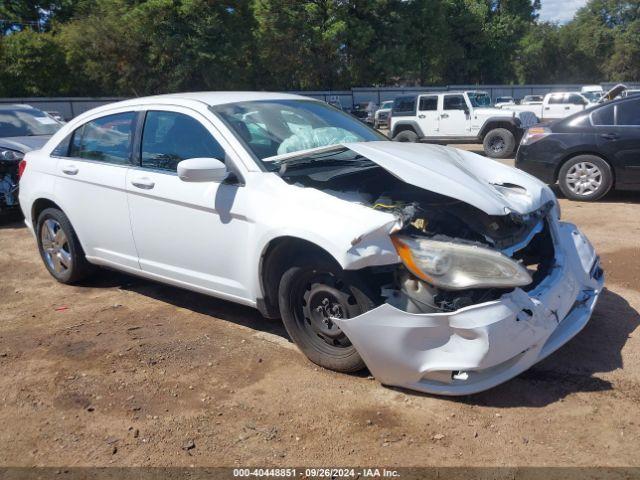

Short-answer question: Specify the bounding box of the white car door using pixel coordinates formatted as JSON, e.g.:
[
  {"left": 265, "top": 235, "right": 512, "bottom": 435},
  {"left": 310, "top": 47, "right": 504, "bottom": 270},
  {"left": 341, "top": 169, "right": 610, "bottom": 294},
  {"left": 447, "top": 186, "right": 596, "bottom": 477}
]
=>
[
  {"left": 438, "top": 94, "right": 471, "bottom": 136},
  {"left": 564, "top": 93, "right": 589, "bottom": 116},
  {"left": 543, "top": 93, "right": 568, "bottom": 119},
  {"left": 125, "top": 106, "right": 253, "bottom": 301},
  {"left": 53, "top": 110, "right": 140, "bottom": 269},
  {"left": 415, "top": 95, "right": 440, "bottom": 136}
]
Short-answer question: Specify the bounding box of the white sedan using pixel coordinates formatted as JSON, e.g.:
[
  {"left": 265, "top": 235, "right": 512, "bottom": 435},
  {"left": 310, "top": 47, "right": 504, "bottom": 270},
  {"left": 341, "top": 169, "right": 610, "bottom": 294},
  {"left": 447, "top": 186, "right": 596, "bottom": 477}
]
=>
[{"left": 18, "top": 92, "right": 604, "bottom": 395}]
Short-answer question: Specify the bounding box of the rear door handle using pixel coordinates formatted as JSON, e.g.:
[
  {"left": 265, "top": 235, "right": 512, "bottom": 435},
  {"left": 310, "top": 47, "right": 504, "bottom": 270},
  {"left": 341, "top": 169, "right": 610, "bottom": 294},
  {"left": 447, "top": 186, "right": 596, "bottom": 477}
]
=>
[
  {"left": 601, "top": 133, "right": 620, "bottom": 141},
  {"left": 441, "top": 113, "right": 449, "bottom": 119},
  {"left": 418, "top": 114, "right": 425, "bottom": 119},
  {"left": 130, "top": 177, "right": 155, "bottom": 190},
  {"left": 61, "top": 165, "right": 78, "bottom": 175}
]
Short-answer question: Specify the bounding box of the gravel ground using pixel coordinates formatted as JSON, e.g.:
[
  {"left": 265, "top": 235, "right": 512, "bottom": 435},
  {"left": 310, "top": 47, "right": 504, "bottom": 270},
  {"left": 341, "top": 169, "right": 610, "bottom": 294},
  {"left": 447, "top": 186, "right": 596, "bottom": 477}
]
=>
[{"left": 0, "top": 147, "right": 639, "bottom": 468}]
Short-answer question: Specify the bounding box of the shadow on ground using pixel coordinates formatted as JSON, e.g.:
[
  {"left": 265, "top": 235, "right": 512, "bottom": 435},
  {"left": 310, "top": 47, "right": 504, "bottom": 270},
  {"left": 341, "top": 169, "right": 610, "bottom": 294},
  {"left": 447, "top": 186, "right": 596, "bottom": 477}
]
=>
[
  {"left": 0, "top": 211, "right": 25, "bottom": 229},
  {"left": 80, "top": 268, "right": 291, "bottom": 341},
  {"left": 74, "top": 270, "right": 639, "bottom": 407}
]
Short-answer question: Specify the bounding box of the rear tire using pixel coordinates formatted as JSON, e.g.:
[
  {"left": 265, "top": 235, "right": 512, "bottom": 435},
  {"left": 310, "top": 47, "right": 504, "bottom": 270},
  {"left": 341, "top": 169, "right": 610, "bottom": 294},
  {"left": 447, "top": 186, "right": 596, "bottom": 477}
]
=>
[
  {"left": 36, "top": 208, "right": 92, "bottom": 284},
  {"left": 558, "top": 155, "right": 612, "bottom": 201},
  {"left": 393, "top": 129, "right": 419, "bottom": 142},
  {"left": 278, "top": 254, "right": 376, "bottom": 373},
  {"left": 483, "top": 128, "right": 515, "bottom": 159}
]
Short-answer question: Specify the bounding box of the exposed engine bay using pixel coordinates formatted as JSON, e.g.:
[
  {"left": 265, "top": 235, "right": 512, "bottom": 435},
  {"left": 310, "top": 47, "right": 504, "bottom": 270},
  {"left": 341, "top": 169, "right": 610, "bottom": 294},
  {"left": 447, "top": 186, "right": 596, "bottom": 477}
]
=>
[
  {"left": 279, "top": 158, "right": 556, "bottom": 314},
  {"left": 0, "top": 160, "right": 19, "bottom": 210}
]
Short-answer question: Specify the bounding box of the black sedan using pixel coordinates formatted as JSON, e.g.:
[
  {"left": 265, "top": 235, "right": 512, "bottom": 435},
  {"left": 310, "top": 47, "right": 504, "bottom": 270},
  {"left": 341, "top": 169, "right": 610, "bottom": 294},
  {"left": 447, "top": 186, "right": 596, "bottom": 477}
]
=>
[{"left": 515, "top": 96, "right": 640, "bottom": 201}]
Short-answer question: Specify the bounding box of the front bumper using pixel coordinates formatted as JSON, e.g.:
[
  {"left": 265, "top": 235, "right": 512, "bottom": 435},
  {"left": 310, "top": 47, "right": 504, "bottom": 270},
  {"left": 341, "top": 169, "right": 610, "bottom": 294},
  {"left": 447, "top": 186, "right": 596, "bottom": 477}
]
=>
[{"left": 334, "top": 221, "right": 604, "bottom": 395}]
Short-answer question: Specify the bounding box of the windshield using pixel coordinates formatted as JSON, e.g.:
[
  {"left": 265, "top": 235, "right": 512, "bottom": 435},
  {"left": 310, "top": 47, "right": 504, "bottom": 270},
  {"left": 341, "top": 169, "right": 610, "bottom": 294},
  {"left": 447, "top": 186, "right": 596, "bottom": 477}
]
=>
[
  {"left": 582, "top": 92, "right": 602, "bottom": 102},
  {"left": 0, "top": 107, "right": 62, "bottom": 138},
  {"left": 381, "top": 101, "right": 394, "bottom": 109},
  {"left": 467, "top": 92, "right": 492, "bottom": 108},
  {"left": 213, "top": 100, "right": 386, "bottom": 168}
]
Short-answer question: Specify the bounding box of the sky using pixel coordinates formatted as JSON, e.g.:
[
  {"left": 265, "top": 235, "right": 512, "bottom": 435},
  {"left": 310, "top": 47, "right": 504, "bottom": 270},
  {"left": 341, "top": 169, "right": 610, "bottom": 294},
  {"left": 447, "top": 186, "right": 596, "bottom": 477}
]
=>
[{"left": 538, "top": 0, "right": 588, "bottom": 24}]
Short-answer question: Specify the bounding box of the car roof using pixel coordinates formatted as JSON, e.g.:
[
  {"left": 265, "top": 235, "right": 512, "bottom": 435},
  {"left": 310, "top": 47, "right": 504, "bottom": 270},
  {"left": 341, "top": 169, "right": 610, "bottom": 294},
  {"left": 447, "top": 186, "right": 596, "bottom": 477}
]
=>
[
  {"left": 104, "top": 91, "right": 313, "bottom": 110},
  {"left": 557, "top": 94, "right": 638, "bottom": 125}
]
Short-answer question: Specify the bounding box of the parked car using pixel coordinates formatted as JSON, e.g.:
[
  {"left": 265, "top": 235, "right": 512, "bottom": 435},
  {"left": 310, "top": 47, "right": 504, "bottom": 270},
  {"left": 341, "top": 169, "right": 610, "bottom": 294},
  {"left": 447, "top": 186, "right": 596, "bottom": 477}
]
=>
[
  {"left": 581, "top": 85, "right": 604, "bottom": 103},
  {"left": 494, "top": 96, "right": 515, "bottom": 108},
  {"left": 350, "top": 102, "right": 377, "bottom": 125},
  {"left": 521, "top": 95, "right": 544, "bottom": 105},
  {"left": 502, "top": 92, "right": 593, "bottom": 121},
  {"left": 516, "top": 95, "right": 640, "bottom": 201},
  {"left": 45, "top": 111, "right": 66, "bottom": 122},
  {"left": 19, "top": 92, "right": 603, "bottom": 396},
  {"left": 0, "top": 104, "right": 63, "bottom": 213},
  {"left": 389, "top": 90, "right": 538, "bottom": 158},
  {"left": 373, "top": 100, "right": 394, "bottom": 129}
]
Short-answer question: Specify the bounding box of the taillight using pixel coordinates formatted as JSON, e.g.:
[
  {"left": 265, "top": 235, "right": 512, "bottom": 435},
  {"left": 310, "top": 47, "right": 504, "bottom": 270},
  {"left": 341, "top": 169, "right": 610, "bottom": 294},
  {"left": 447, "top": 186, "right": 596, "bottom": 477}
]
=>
[{"left": 18, "top": 159, "right": 27, "bottom": 179}]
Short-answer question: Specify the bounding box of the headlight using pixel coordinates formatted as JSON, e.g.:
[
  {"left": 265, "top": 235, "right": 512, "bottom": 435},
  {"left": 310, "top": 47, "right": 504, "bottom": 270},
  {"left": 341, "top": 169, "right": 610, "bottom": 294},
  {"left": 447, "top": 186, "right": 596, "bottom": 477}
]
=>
[
  {"left": 391, "top": 235, "right": 532, "bottom": 290},
  {"left": 520, "top": 126, "right": 551, "bottom": 146},
  {"left": 0, "top": 149, "right": 25, "bottom": 161}
]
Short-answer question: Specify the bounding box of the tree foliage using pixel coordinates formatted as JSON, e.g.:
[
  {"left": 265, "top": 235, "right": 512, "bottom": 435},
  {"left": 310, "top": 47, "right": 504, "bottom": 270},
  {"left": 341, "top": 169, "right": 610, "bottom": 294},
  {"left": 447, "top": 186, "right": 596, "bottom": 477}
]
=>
[{"left": 0, "top": 0, "right": 638, "bottom": 97}]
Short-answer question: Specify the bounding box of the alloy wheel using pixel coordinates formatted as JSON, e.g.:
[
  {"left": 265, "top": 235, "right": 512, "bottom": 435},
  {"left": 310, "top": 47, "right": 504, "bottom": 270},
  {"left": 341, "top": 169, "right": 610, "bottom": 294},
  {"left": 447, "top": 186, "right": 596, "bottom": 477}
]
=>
[
  {"left": 40, "top": 218, "right": 72, "bottom": 275},
  {"left": 566, "top": 161, "right": 603, "bottom": 196}
]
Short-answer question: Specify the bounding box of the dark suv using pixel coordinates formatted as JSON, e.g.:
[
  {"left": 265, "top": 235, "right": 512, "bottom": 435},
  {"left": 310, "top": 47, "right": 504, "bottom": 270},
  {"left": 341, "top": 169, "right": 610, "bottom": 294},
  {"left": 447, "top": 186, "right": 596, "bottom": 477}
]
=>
[{"left": 516, "top": 96, "right": 640, "bottom": 201}]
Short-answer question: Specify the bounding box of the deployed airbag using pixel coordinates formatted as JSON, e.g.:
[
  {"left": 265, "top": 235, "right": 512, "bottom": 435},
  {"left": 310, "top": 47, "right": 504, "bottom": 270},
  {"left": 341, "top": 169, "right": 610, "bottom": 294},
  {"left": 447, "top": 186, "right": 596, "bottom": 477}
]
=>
[{"left": 277, "top": 127, "right": 360, "bottom": 155}]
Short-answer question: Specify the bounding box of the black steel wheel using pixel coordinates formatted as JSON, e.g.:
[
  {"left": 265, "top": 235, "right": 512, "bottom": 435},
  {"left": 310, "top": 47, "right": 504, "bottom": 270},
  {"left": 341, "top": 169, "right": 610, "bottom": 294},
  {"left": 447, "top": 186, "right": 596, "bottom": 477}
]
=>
[{"left": 278, "top": 254, "right": 375, "bottom": 372}]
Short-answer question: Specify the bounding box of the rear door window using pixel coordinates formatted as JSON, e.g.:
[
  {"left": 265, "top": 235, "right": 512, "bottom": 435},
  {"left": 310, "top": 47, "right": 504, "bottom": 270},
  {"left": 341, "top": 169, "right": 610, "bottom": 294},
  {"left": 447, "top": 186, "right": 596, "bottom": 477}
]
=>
[
  {"left": 548, "top": 94, "right": 564, "bottom": 105},
  {"left": 69, "top": 112, "right": 136, "bottom": 165}
]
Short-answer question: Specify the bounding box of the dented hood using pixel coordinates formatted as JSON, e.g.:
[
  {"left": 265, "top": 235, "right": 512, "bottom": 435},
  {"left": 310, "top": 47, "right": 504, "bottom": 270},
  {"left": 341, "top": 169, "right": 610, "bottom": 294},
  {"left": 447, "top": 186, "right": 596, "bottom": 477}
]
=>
[{"left": 345, "top": 141, "right": 551, "bottom": 216}]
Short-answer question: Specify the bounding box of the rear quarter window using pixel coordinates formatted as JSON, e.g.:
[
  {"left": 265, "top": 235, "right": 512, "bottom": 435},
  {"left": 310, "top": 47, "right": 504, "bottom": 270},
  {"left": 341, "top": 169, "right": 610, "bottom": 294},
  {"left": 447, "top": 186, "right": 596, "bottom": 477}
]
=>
[{"left": 392, "top": 96, "right": 417, "bottom": 116}]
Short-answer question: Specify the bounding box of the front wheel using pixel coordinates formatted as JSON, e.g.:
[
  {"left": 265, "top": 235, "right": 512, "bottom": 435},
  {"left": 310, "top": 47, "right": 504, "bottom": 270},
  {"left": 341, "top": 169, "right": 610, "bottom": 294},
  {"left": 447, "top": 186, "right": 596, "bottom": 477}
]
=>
[
  {"left": 393, "top": 129, "right": 418, "bottom": 142},
  {"left": 278, "top": 255, "right": 375, "bottom": 372},
  {"left": 483, "top": 128, "right": 515, "bottom": 159},
  {"left": 558, "top": 155, "right": 613, "bottom": 201}
]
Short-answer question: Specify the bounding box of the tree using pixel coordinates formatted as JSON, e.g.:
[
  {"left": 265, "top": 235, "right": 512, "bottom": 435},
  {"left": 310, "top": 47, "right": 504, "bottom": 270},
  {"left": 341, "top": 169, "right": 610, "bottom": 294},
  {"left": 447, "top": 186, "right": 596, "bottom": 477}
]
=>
[{"left": 0, "top": 29, "right": 69, "bottom": 95}]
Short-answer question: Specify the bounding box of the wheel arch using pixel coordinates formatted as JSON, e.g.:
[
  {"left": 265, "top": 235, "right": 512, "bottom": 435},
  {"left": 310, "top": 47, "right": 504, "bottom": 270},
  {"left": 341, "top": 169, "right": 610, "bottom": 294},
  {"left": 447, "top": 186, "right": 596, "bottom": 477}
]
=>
[
  {"left": 31, "top": 198, "right": 63, "bottom": 226},
  {"left": 479, "top": 119, "right": 518, "bottom": 139},
  {"left": 257, "top": 236, "right": 341, "bottom": 319},
  {"left": 391, "top": 120, "right": 424, "bottom": 138},
  {"left": 554, "top": 151, "right": 616, "bottom": 186}
]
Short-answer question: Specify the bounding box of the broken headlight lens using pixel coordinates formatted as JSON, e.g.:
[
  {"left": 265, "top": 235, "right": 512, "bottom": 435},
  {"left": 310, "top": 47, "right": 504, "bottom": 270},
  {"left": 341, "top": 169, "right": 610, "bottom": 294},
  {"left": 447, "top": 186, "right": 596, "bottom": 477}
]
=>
[{"left": 391, "top": 235, "right": 532, "bottom": 290}]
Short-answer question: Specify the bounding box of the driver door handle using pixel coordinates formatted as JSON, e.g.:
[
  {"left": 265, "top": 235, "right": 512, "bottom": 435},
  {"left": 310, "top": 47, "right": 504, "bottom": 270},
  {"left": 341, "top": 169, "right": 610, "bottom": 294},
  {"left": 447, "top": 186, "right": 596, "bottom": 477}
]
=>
[
  {"left": 130, "top": 177, "right": 155, "bottom": 190},
  {"left": 441, "top": 113, "right": 449, "bottom": 119},
  {"left": 418, "top": 114, "right": 425, "bottom": 119},
  {"left": 61, "top": 165, "right": 78, "bottom": 175}
]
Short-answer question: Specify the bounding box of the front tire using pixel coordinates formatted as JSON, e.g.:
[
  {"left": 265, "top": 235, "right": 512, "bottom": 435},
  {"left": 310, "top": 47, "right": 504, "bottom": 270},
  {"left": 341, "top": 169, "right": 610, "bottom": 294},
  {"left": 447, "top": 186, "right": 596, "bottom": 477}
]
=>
[
  {"left": 36, "top": 208, "right": 92, "bottom": 284},
  {"left": 483, "top": 128, "right": 515, "bottom": 159},
  {"left": 278, "top": 254, "right": 375, "bottom": 373},
  {"left": 558, "top": 155, "right": 612, "bottom": 201},
  {"left": 393, "top": 129, "right": 419, "bottom": 142}
]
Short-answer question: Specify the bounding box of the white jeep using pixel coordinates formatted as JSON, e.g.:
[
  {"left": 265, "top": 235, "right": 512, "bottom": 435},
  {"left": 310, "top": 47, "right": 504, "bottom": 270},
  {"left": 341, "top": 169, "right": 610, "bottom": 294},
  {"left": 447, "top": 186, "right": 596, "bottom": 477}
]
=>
[{"left": 389, "top": 91, "right": 538, "bottom": 159}]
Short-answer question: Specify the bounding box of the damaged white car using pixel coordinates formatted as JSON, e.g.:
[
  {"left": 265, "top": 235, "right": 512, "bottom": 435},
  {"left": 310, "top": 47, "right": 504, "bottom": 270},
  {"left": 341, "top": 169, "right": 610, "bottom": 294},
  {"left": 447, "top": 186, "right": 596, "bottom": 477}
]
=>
[{"left": 19, "top": 92, "right": 604, "bottom": 395}]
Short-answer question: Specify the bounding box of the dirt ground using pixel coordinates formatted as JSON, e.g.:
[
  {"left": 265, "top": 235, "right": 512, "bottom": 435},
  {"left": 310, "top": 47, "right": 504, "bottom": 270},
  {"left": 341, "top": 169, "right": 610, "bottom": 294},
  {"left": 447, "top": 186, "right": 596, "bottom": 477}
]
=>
[{"left": 0, "top": 149, "right": 639, "bottom": 468}]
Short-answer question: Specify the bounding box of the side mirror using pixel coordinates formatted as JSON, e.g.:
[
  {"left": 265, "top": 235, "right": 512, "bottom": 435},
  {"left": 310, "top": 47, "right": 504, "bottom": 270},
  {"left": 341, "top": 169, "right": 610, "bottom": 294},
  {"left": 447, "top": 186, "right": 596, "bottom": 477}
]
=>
[{"left": 177, "top": 157, "right": 228, "bottom": 183}]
